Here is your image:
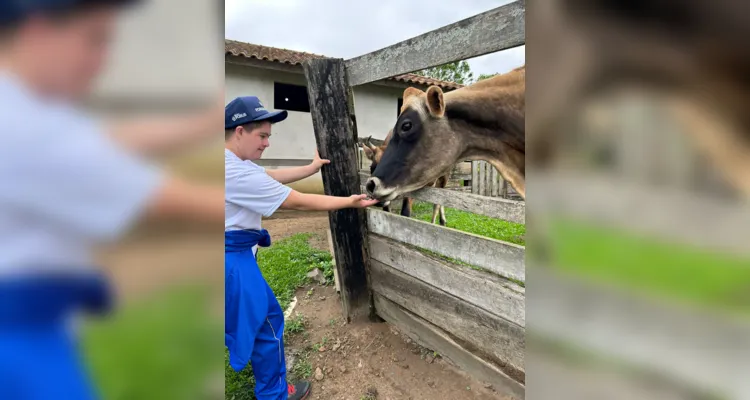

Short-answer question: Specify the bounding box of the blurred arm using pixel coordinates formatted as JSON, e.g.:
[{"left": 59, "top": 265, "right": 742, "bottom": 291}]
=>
[
  {"left": 109, "top": 97, "right": 223, "bottom": 157},
  {"left": 145, "top": 175, "right": 225, "bottom": 222}
]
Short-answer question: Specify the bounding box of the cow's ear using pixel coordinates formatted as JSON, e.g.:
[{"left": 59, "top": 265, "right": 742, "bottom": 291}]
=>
[
  {"left": 403, "top": 87, "right": 424, "bottom": 102},
  {"left": 426, "top": 86, "right": 445, "bottom": 118},
  {"left": 360, "top": 143, "right": 375, "bottom": 159}
]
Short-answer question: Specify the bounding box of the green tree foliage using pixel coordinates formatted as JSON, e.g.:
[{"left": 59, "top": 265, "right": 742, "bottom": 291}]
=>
[
  {"left": 477, "top": 73, "right": 499, "bottom": 81},
  {"left": 415, "top": 61, "right": 474, "bottom": 85}
]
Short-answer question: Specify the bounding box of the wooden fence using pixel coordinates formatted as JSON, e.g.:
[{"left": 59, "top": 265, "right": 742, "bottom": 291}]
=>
[{"left": 302, "top": 1, "right": 526, "bottom": 398}]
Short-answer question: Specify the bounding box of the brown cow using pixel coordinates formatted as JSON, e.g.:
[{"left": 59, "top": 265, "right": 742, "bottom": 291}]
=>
[
  {"left": 365, "top": 67, "right": 525, "bottom": 202},
  {"left": 527, "top": 0, "right": 750, "bottom": 197},
  {"left": 360, "top": 134, "right": 448, "bottom": 226}
]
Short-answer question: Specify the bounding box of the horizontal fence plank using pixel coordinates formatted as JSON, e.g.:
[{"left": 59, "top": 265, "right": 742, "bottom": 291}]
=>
[
  {"left": 451, "top": 173, "right": 472, "bottom": 181},
  {"left": 345, "top": 1, "right": 525, "bottom": 86},
  {"left": 369, "top": 235, "right": 525, "bottom": 326},
  {"left": 371, "top": 259, "right": 525, "bottom": 380},
  {"left": 455, "top": 162, "right": 472, "bottom": 175},
  {"left": 367, "top": 209, "right": 525, "bottom": 282},
  {"left": 534, "top": 171, "right": 750, "bottom": 258},
  {"left": 528, "top": 267, "right": 750, "bottom": 399},
  {"left": 374, "top": 294, "right": 525, "bottom": 399},
  {"left": 410, "top": 186, "right": 525, "bottom": 223},
  {"left": 359, "top": 172, "right": 526, "bottom": 221}
]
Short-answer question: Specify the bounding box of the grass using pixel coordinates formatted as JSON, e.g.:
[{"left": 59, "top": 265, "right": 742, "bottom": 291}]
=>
[
  {"left": 82, "top": 286, "right": 221, "bottom": 400},
  {"left": 225, "top": 233, "right": 334, "bottom": 400},
  {"left": 408, "top": 201, "right": 526, "bottom": 245},
  {"left": 548, "top": 218, "right": 750, "bottom": 316},
  {"left": 285, "top": 314, "right": 306, "bottom": 335},
  {"left": 394, "top": 200, "right": 526, "bottom": 286}
]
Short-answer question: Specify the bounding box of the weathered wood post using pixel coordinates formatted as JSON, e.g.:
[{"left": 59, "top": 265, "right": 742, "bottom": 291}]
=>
[{"left": 303, "top": 58, "right": 373, "bottom": 322}]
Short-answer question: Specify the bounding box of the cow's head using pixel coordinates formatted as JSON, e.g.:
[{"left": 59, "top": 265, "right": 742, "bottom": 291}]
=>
[
  {"left": 365, "top": 86, "right": 462, "bottom": 202},
  {"left": 361, "top": 135, "right": 386, "bottom": 174}
]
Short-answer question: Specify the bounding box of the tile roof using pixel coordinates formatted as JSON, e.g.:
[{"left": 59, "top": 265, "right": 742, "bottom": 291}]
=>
[{"left": 225, "top": 39, "right": 464, "bottom": 90}]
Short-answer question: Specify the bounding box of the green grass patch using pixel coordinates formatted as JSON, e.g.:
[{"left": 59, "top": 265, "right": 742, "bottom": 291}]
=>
[
  {"left": 408, "top": 201, "right": 525, "bottom": 245},
  {"left": 82, "top": 286, "right": 221, "bottom": 400},
  {"left": 548, "top": 218, "right": 750, "bottom": 316},
  {"left": 289, "top": 351, "right": 313, "bottom": 381},
  {"left": 225, "top": 233, "right": 333, "bottom": 399},
  {"left": 285, "top": 314, "right": 306, "bottom": 335},
  {"left": 395, "top": 201, "right": 526, "bottom": 286}
]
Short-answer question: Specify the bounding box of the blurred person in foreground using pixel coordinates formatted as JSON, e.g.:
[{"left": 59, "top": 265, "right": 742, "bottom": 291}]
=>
[
  {"left": 224, "top": 95, "right": 377, "bottom": 400},
  {"left": 0, "top": 0, "right": 224, "bottom": 399}
]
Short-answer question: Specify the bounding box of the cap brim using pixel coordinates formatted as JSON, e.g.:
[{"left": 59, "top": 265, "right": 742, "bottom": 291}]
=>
[{"left": 252, "top": 110, "right": 288, "bottom": 124}]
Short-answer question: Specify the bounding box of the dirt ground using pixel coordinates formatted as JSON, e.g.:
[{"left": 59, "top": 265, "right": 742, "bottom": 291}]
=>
[
  {"left": 265, "top": 211, "right": 510, "bottom": 400},
  {"left": 285, "top": 284, "right": 509, "bottom": 400},
  {"left": 263, "top": 210, "right": 331, "bottom": 251}
]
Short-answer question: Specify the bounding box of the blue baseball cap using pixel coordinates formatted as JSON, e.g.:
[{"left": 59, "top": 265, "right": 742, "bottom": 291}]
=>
[
  {"left": 1, "top": 0, "right": 140, "bottom": 25},
  {"left": 225, "top": 96, "right": 288, "bottom": 130}
]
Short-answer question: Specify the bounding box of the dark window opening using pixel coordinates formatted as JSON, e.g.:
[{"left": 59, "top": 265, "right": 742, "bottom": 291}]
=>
[
  {"left": 274, "top": 82, "right": 310, "bottom": 113},
  {"left": 397, "top": 97, "right": 403, "bottom": 116}
]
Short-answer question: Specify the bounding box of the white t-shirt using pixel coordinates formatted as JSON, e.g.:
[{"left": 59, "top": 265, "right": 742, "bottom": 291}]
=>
[
  {"left": 224, "top": 148, "right": 292, "bottom": 232},
  {"left": 0, "top": 73, "right": 164, "bottom": 276}
]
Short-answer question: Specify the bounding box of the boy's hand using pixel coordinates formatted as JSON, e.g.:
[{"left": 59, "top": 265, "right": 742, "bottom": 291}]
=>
[
  {"left": 349, "top": 194, "right": 379, "bottom": 208},
  {"left": 311, "top": 150, "right": 331, "bottom": 171}
]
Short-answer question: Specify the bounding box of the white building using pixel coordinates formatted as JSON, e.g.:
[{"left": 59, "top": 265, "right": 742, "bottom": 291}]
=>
[{"left": 225, "top": 39, "right": 461, "bottom": 193}]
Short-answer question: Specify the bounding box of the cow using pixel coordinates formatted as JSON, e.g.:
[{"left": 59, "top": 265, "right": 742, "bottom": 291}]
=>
[
  {"left": 527, "top": 0, "right": 750, "bottom": 197},
  {"left": 365, "top": 67, "right": 525, "bottom": 203},
  {"left": 360, "top": 134, "right": 448, "bottom": 226}
]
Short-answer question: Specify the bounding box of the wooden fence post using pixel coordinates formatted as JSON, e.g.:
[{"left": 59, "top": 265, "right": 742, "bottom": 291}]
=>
[{"left": 303, "top": 57, "right": 373, "bottom": 323}]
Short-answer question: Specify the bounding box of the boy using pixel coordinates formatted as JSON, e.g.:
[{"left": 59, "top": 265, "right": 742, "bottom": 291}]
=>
[{"left": 224, "top": 95, "right": 377, "bottom": 400}]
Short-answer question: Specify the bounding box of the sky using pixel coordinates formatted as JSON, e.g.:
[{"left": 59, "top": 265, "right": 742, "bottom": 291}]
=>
[{"left": 224, "top": 0, "right": 525, "bottom": 79}]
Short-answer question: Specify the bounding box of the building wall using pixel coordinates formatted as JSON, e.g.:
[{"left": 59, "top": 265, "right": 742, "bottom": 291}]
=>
[
  {"left": 94, "top": 0, "right": 222, "bottom": 101},
  {"left": 225, "top": 63, "right": 407, "bottom": 193}
]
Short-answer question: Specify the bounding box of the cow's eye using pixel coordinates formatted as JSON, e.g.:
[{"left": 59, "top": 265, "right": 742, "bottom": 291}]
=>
[{"left": 400, "top": 121, "right": 412, "bottom": 132}]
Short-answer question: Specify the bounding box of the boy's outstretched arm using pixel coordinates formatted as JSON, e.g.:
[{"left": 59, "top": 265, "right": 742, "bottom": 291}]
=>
[
  {"left": 279, "top": 191, "right": 378, "bottom": 212},
  {"left": 265, "top": 150, "right": 330, "bottom": 184}
]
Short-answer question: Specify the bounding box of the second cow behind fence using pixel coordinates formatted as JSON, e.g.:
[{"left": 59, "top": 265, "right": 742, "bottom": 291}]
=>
[{"left": 360, "top": 134, "right": 448, "bottom": 226}]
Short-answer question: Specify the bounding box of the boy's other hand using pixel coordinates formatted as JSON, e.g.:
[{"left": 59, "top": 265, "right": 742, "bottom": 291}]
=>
[{"left": 311, "top": 150, "right": 331, "bottom": 171}]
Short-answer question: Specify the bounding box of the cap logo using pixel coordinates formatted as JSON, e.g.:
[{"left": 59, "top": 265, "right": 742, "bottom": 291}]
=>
[
  {"left": 232, "top": 112, "right": 247, "bottom": 121},
  {"left": 254, "top": 107, "right": 267, "bottom": 112}
]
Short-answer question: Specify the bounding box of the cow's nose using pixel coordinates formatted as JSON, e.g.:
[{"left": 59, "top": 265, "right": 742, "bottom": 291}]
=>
[{"left": 366, "top": 177, "right": 378, "bottom": 195}]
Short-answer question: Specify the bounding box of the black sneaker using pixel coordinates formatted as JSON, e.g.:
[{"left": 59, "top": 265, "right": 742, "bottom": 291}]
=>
[{"left": 287, "top": 381, "right": 311, "bottom": 400}]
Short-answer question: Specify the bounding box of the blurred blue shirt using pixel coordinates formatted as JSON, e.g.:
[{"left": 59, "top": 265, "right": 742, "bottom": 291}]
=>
[{"left": 0, "top": 73, "right": 164, "bottom": 275}]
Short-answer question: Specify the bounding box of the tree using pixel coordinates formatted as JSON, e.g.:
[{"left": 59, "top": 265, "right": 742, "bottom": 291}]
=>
[
  {"left": 414, "top": 61, "right": 474, "bottom": 85},
  {"left": 477, "top": 73, "right": 499, "bottom": 81}
]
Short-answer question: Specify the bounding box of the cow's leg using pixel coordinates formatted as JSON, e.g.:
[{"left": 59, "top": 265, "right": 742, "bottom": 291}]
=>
[
  {"left": 430, "top": 204, "right": 440, "bottom": 224},
  {"left": 435, "top": 176, "right": 449, "bottom": 226},
  {"left": 400, "top": 198, "right": 412, "bottom": 218}
]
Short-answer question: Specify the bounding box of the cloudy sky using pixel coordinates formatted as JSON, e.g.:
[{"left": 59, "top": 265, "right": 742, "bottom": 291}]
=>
[{"left": 225, "top": 0, "right": 525, "bottom": 79}]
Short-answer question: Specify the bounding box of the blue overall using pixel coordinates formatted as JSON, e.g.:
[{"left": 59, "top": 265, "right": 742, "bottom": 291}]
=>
[
  {"left": 0, "top": 271, "right": 112, "bottom": 400},
  {"left": 225, "top": 229, "right": 288, "bottom": 400}
]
